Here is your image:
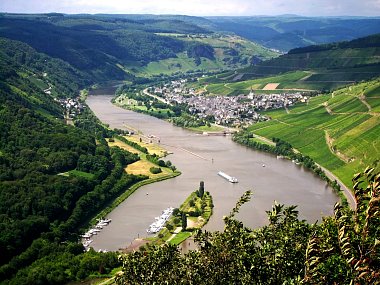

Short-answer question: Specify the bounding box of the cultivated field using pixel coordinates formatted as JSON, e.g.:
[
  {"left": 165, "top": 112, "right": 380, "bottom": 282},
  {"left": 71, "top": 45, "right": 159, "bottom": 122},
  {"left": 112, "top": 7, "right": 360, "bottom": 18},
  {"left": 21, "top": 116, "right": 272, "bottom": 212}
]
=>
[{"left": 247, "top": 78, "right": 380, "bottom": 187}]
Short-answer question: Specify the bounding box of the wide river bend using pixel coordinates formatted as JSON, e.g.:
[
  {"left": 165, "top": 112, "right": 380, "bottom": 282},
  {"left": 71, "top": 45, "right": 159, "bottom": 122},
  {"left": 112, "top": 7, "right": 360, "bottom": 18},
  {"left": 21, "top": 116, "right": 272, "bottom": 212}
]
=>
[{"left": 86, "top": 94, "right": 339, "bottom": 251}]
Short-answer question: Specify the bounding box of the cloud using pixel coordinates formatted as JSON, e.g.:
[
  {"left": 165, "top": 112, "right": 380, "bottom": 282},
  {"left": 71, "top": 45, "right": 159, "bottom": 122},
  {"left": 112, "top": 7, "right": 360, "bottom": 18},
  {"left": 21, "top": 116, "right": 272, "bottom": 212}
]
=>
[{"left": 0, "top": 0, "right": 379, "bottom": 16}]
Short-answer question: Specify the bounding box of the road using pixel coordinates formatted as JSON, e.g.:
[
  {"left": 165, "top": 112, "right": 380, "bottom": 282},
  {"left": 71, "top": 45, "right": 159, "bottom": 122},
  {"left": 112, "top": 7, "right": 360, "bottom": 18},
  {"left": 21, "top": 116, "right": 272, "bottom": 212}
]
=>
[
  {"left": 317, "top": 164, "right": 357, "bottom": 210},
  {"left": 143, "top": 88, "right": 172, "bottom": 106}
]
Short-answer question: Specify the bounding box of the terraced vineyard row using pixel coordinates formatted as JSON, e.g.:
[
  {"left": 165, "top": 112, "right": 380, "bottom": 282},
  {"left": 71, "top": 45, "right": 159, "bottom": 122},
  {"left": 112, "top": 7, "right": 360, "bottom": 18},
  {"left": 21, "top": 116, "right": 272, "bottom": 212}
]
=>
[{"left": 247, "top": 78, "right": 380, "bottom": 187}]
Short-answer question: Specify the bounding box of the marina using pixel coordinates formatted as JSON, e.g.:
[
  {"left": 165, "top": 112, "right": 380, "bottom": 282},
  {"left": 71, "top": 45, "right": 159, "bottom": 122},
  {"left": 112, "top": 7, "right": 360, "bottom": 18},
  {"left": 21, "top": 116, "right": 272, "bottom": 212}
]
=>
[
  {"left": 81, "top": 218, "right": 112, "bottom": 249},
  {"left": 147, "top": 207, "right": 174, "bottom": 234},
  {"left": 218, "top": 171, "right": 238, "bottom": 183}
]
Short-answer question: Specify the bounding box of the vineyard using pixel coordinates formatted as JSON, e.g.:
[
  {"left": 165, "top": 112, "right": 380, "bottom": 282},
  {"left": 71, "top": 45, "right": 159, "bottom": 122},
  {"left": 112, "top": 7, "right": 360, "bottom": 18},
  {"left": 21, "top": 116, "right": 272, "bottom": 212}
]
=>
[{"left": 246, "top": 78, "right": 380, "bottom": 187}]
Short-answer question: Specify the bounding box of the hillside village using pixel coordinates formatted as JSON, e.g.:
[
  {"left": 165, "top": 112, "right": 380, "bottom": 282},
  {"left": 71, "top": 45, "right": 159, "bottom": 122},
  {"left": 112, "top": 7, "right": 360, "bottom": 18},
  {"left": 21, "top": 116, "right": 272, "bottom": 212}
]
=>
[
  {"left": 56, "top": 97, "right": 85, "bottom": 119},
  {"left": 148, "top": 78, "right": 309, "bottom": 126}
]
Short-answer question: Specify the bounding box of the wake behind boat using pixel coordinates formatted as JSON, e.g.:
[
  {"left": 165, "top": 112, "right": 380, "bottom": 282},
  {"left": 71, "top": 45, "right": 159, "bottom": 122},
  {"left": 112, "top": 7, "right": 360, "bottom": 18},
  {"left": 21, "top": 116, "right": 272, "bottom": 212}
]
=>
[{"left": 218, "top": 171, "right": 238, "bottom": 183}]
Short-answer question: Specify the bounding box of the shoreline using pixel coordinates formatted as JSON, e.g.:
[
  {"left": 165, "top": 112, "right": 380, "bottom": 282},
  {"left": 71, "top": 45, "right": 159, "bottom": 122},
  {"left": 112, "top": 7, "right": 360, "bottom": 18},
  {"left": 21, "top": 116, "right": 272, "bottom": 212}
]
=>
[
  {"left": 112, "top": 95, "right": 356, "bottom": 210},
  {"left": 90, "top": 171, "right": 181, "bottom": 226},
  {"left": 250, "top": 132, "right": 356, "bottom": 210}
]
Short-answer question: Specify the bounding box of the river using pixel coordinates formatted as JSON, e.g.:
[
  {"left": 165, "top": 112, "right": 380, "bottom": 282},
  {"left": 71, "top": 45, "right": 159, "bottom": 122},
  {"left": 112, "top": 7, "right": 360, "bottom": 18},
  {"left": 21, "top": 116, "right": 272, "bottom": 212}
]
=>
[{"left": 86, "top": 94, "right": 339, "bottom": 251}]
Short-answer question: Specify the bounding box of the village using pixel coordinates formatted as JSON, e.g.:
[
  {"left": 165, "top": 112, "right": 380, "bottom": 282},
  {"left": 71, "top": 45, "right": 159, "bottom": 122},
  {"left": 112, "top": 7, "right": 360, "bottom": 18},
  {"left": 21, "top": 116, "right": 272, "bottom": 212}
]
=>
[
  {"left": 148, "top": 78, "right": 309, "bottom": 126},
  {"left": 56, "top": 97, "right": 85, "bottom": 120}
]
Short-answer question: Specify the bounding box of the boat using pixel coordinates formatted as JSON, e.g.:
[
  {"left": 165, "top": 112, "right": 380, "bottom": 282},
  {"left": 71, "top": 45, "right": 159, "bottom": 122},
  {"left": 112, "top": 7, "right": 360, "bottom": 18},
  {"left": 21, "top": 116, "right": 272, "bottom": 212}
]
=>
[
  {"left": 82, "top": 239, "right": 93, "bottom": 247},
  {"left": 146, "top": 207, "right": 174, "bottom": 234},
  {"left": 218, "top": 171, "right": 238, "bottom": 183}
]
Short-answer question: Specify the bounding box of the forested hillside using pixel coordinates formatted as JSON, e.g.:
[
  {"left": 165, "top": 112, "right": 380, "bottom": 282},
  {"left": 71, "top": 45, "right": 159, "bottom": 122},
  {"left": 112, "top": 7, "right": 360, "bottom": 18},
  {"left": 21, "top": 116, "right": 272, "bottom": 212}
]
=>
[
  {"left": 0, "top": 38, "right": 146, "bottom": 284},
  {"left": 0, "top": 14, "right": 276, "bottom": 79},
  {"left": 0, "top": 38, "right": 90, "bottom": 100}
]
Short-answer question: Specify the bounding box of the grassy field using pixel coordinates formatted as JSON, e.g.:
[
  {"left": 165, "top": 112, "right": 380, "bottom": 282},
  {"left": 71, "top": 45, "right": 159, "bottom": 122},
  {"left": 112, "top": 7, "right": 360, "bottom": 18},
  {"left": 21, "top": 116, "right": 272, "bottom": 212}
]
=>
[
  {"left": 167, "top": 231, "right": 192, "bottom": 246},
  {"left": 124, "top": 136, "right": 168, "bottom": 157},
  {"left": 59, "top": 170, "right": 95, "bottom": 180},
  {"left": 126, "top": 160, "right": 171, "bottom": 178},
  {"left": 122, "top": 34, "right": 278, "bottom": 77},
  {"left": 108, "top": 138, "right": 140, "bottom": 154},
  {"left": 246, "top": 78, "right": 380, "bottom": 188},
  {"left": 364, "top": 81, "right": 380, "bottom": 97},
  {"left": 108, "top": 137, "right": 172, "bottom": 178}
]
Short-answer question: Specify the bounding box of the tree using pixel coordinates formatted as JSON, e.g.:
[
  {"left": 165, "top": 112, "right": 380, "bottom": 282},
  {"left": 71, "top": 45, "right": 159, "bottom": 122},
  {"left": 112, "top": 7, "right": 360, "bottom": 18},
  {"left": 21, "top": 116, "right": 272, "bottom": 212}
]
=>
[
  {"left": 303, "top": 167, "right": 380, "bottom": 284},
  {"left": 198, "top": 181, "right": 205, "bottom": 198},
  {"left": 181, "top": 212, "right": 187, "bottom": 231},
  {"left": 115, "top": 168, "right": 379, "bottom": 284}
]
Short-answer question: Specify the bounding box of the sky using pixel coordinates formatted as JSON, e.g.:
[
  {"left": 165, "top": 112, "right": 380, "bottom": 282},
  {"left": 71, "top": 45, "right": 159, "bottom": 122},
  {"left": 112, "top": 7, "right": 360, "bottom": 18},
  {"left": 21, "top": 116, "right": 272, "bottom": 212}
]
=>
[{"left": 0, "top": 0, "right": 380, "bottom": 17}]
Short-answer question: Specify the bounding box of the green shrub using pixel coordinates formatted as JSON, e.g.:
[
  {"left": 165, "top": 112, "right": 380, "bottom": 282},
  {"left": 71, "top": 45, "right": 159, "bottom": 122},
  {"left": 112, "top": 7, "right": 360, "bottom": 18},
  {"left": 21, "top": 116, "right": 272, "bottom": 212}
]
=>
[{"left": 149, "top": 167, "right": 162, "bottom": 174}]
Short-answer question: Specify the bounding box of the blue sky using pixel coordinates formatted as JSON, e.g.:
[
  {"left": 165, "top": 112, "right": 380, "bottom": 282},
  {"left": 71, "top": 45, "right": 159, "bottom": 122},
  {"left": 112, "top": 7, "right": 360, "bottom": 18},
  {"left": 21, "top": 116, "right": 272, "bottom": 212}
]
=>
[{"left": 1, "top": 0, "right": 379, "bottom": 16}]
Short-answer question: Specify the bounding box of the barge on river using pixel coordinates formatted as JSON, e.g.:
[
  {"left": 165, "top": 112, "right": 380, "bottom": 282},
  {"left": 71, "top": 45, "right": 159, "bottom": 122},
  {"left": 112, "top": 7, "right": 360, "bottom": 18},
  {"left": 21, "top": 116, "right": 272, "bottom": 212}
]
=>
[{"left": 218, "top": 171, "right": 238, "bottom": 183}]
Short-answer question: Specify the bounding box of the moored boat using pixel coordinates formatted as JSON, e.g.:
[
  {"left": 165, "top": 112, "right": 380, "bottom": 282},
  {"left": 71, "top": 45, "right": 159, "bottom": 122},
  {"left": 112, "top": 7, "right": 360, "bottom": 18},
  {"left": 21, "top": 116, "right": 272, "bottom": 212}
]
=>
[{"left": 146, "top": 207, "right": 174, "bottom": 234}]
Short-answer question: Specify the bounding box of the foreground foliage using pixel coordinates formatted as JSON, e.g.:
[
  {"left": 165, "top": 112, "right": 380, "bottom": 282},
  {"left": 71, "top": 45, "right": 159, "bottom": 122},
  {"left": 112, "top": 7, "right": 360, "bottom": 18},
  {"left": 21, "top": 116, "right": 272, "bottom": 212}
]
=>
[
  {"left": 304, "top": 167, "right": 380, "bottom": 284},
  {"left": 117, "top": 168, "right": 379, "bottom": 284}
]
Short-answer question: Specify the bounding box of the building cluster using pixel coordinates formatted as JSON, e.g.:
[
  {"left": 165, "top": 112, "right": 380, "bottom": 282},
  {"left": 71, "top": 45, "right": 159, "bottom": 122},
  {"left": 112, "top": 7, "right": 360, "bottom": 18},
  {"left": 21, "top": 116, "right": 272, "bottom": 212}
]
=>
[
  {"left": 149, "top": 79, "right": 308, "bottom": 127},
  {"left": 56, "top": 97, "right": 85, "bottom": 119}
]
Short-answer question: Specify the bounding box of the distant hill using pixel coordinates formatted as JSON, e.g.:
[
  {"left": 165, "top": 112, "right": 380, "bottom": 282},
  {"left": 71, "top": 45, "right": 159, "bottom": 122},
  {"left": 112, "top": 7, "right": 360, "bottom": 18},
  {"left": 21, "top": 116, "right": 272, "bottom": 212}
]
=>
[
  {"left": 0, "top": 14, "right": 277, "bottom": 80},
  {"left": 207, "top": 16, "right": 380, "bottom": 52},
  {"left": 209, "top": 34, "right": 380, "bottom": 92}
]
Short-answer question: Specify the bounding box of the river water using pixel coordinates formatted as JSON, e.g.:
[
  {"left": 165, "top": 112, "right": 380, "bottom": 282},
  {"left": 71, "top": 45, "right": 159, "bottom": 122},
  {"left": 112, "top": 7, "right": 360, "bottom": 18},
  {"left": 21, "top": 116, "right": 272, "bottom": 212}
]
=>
[{"left": 86, "top": 94, "right": 339, "bottom": 251}]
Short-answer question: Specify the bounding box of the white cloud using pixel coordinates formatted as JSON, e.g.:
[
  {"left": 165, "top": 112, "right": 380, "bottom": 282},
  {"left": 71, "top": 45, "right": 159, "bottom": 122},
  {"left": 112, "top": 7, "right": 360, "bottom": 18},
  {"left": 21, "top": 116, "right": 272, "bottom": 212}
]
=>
[{"left": 0, "top": 0, "right": 379, "bottom": 16}]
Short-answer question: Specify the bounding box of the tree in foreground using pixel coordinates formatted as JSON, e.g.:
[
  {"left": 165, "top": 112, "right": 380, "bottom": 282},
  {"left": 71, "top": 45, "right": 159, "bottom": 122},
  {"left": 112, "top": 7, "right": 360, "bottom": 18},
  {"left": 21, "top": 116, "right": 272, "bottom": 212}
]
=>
[
  {"left": 116, "top": 191, "right": 311, "bottom": 284},
  {"left": 116, "top": 167, "right": 379, "bottom": 284},
  {"left": 303, "top": 167, "right": 380, "bottom": 284}
]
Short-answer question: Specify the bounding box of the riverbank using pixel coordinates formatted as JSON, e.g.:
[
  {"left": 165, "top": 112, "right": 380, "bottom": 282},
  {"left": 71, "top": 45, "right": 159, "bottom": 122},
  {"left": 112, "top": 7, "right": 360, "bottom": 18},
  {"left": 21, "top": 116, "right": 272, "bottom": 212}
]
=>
[
  {"left": 251, "top": 132, "right": 356, "bottom": 209},
  {"left": 86, "top": 94, "right": 340, "bottom": 251},
  {"left": 123, "top": 184, "right": 214, "bottom": 251},
  {"left": 89, "top": 135, "right": 181, "bottom": 227},
  {"left": 233, "top": 131, "right": 356, "bottom": 209}
]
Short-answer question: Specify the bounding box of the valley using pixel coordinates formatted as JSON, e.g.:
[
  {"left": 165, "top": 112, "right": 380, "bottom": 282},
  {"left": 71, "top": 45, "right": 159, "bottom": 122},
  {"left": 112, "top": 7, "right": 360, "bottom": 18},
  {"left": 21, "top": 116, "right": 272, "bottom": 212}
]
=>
[
  {"left": 0, "top": 11, "right": 379, "bottom": 285},
  {"left": 85, "top": 93, "right": 339, "bottom": 252}
]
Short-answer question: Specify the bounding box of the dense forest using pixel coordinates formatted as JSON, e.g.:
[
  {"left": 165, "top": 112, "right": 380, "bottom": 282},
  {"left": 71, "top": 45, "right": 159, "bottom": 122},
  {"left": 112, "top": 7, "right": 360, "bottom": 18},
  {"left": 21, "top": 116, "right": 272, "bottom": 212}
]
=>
[
  {"left": 0, "top": 15, "right": 219, "bottom": 81},
  {"left": 0, "top": 38, "right": 147, "bottom": 284}
]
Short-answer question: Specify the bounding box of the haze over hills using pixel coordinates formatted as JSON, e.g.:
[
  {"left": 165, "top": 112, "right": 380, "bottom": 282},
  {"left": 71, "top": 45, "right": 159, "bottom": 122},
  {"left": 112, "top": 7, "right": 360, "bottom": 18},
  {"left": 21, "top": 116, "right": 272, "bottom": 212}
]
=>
[
  {"left": 2, "top": 13, "right": 380, "bottom": 81},
  {"left": 208, "top": 15, "right": 380, "bottom": 51}
]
